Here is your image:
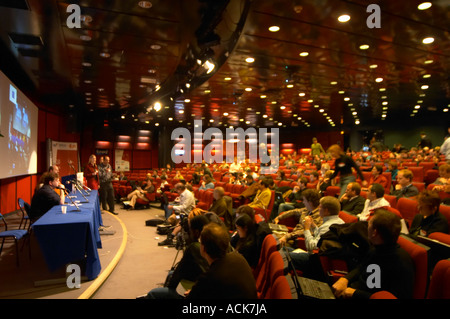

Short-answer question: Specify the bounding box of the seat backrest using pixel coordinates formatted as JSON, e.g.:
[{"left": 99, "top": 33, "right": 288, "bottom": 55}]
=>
[
  {"left": 279, "top": 180, "right": 291, "bottom": 188},
  {"left": 261, "top": 250, "right": 285, "bottom": 298},
  {"left": 254, "top": 235, "right": 278, "bottom": 288},
  {"left": 268, "top": 275, "right": 293, "bottom": 299},
  {"left": 408, "top": 167, "right": 424, "bottom": 182},
  {"left": 338, "top": 211, "right": 358, "bottom": 223},
  {"left": 396, "top": 198, "right": 419, "bottom": 228},
  {"left": 412, "top": 182, "right": 425, "bottom": 192},
  {"left": 427, "top": 259, "right": 450, "bottom": 299},
  {"left": 383, "top": 194, "right": 398, "bottom": 209},
  {"left": 439, "top": 205, "right": 450, "bottom": 231},
  {"left": 384, "top": 206, "right": 403, "bottom": 219},
  {"left": 397, "top": 235, "right": 429, "bottom": 299},
  {"left": 267, "top": 190, "right": 276, "bottom": 212},
  {"left": 325, "top": 186, "right": 341, "bottom": 198}
]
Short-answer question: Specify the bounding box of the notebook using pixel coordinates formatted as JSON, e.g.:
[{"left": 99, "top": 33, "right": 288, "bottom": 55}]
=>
[{"left": 269, "top": 223, "right": 289, "bottom": 232}]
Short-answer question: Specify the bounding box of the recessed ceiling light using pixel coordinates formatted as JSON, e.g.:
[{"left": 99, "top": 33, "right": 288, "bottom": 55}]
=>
[
  {"left": 299, "top": 52, "right": 309, "bottom": 57},
  {"left": 245, "top": 87, "right": 252, "bottom": 92},
  {"left": 286, "top": 84, "right": 294, "bottom": 88},
  {"left": 422, "top": 37, "right": 435, "bottom": 44},
  {"left": 82, "top": 62, "right": 92, "bottom": 67},
  {"left": 418, "top": 2, "right": 432, "bottom": 10},
  {"left": 307, "top": 99, "right": 314, "bottom": 103},
  {"left": 260, "top": 95, "right": 267, "bottom": 99},
  {"left": 338, "top": 14, "right": 351, "bottom": 23},
  {"left": 379, "top": 88, "right": 386, "bottom": 92},
  {"left": 245, "top": 57, "right": 255, "bottom": 63},
  {"left": 359, "top": 44, "right": 370, "bottom": 50},
  {"left": 330, "top": 81, "right": 337, "bottom": 85},
  {"left": 184, "top": 99, "right": 191, "bottom": 103},
  {"left": 421, "top": 85, "right": 429, "bottom": 90},
  {"left": 423, "top": 74, "right": 431, "bottom": 78},
  {"left": 138, "top": 1, "right": 152, "bottom": 9},
  {"left": 223, "top": 112, "right": 229, "bottom": 116},
  {"left": 375, "top": 77, "right": 383, "bottom": 82},
  {"left": 369, "top": 64, "right": 378, "bottom": 69},
  {"left": 224, "top": 77, "right": 232, "bottom": 81},
  {"left": 299, "top": 92, "right": 305, "bottom": 97},
  {"left": 424, "top": 60, "right": 434, "bottom": 64},
  {"left": 150, "top": 44, "right": 161, "bottom": 50},
  {"left": 344, "top": 97, "right": 350, "bottom": 101},
  {"left": 268, "top": 26, "right": 280, "bottom": 32},
  {"left": 444, "top": 109, "right": 449, "bottom": 113}
]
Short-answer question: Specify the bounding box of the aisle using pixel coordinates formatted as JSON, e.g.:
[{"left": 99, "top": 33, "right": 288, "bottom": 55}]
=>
[{"left": 91, "top": 204, "right": 177, "bottom": 299}]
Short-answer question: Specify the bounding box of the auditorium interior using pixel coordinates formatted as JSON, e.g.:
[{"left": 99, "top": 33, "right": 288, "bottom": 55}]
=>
[{"left": 0, "top": 0, "right": 449, "bottom": 301}]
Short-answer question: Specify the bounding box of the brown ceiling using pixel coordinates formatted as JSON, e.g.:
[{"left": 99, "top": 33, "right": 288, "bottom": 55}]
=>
[{"left": 0, "top": 0, "right": 449, "bottom": 133}]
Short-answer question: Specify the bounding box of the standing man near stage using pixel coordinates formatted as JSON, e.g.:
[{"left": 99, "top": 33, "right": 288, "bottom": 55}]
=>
[{"left": 98, "top": 156, "right": 117, "bottom": 215}]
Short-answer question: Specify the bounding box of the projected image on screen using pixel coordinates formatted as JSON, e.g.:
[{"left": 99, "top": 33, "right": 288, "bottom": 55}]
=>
[{"left": 0, "top": 71, "right": 38, "bottom": 179}]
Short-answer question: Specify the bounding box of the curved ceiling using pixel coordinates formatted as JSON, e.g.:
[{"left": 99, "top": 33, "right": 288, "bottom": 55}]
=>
[{"left": 0, "top": 0, "right": 449, "bottom": 133}]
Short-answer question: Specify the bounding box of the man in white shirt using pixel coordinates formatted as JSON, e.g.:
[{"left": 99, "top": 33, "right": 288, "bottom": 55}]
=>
[
  {"left": 288, "top": 196, "right": 345, "bottom": 277},
  {"left": 229, "top": 158, "right": 241, "bottom": 174},
  {"left": 358, "top": 183, "right": 390, "bottom": 221},
  {"left": 165, "top": 183, "right": 195, "bottom": 220}
]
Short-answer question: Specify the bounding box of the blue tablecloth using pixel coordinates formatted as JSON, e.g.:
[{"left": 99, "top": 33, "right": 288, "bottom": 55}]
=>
[{"left": 32, "top": 190, "right": 103, "bottom": 280}]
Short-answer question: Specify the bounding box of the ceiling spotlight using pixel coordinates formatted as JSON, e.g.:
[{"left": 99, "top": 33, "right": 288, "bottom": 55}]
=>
[
  {"left": 245, "top": 88, "right": 252, "bottom": 92},
  {"left": 223, "top": 112, "right": 229, "bottom": 116},
  {"left": 418, "top": 2, "right": 432, "bottom": 10},
  {"left": 286, "top": 84, "right": 294, "bottom": 88},
  {"left": 422, "top": 37, "right": 435, "bottom": 44},
  {"left": 421, "top": 85, "right": 429, "bottom": 90},
  {"left": 375, "top": 77, "right": 383, "bottom": 82},
  {"left": 338, "top": 14, "right": 351, "bottom": 23},
  {"left": 154, "top": 102, "right": 162, "bottom": 112},
  {"left": 299, "top": 52, "right": 309, "bottom": 57},
  {"left": 423, "top": 74, "right": 431, "bottom": 78},
  {"left": 203, "top": 60, "right": 215, "bottom": 74},
  {"left": 424, "top": 60, "right": 434, "bottom": 64},
  {"left": 344, "top": 97, "right": 350, "bottom": 101},
  {"left": 245, "top": 57, "right": 255, "bottom": 63},
  {"left": 369, "top": 64, "right": 378, "bottom": 69},
  {"left": 224, "top": 77, "right": 232, "bottom": 81},
  {"left": 184, "top": 99, "right": 191, "bottom": 103},
  {"left": 268, "top": 26, "right": 280, "bottom": 32},
  {"left": 299, "top": 92, "right": 305, "bottom": 97},
  {"left": 260, "top": 95, "right": 267, "bottom": 99},
  {"left": 359, "top": 44, "right": 370, "bottom": 50}
]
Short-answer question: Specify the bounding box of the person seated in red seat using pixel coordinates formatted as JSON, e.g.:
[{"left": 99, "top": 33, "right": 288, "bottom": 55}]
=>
[
  {"left": 332, "top": 209, "right": 415, "bottom": 299},
  {"left": 358, "top": 183, "right": 390, "bottom": 222},
  {"left": 390, "top": 169, "right": 419, "bottom": 199},
  {"left": 362, "top": 165, "right": 388, "bottom": 192},
  {"left": 198, "top": 174, "right": 215, "bottom": 191},
  {"left": 308, "top": 170, "right": 319, "bottom": 187},
  {"left": 125, "top": 175, "right": 155, "bottom": 209},
  {"left": 339, "top": 182, "right": 366, "bottom": 216},
  {"left": 408, "top": 190, "right": 449, "bottom": 239},
  {"left": 433, "top": 164, "right": 450, "bottom": 185}
]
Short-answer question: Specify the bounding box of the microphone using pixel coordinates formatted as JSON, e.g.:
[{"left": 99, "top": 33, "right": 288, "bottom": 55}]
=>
[{"left": 57, "top": 186, "right": 69, "bottom": 194}]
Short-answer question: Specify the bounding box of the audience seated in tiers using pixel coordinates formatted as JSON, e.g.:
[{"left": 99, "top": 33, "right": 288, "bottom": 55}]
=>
[
  {"left": 145, "top": 214, "right": 210, "bottom": 299},
  {"left": 358, "top": 183, "right": 391, "bottom": 222},
  {"left": 198, "top": 174, "right": 214, "bottom": 191},
  {"left": 273, "top": 189, "right": 323, "bottom": 247},
  {"left": 276, "top": 177, "right": 308, "bottom": 215},
  {"left": 339, "top": 182, "right": 366, "bottom": 216},
  {"left": 408, "top": 190, "right": 449, "bottom": 239},
  {"left": 248, "top": 178, "right": 272, "bottom": 210},
  {"left": 186, "top": 223, "right": 257, "bottom": 299},
  {"left": 362, "top": 164, "right": 388, "bottom": 192},
  {"left": 125, "top": 175, "right": 155, "bottom": 209},
  {"left": 391, "top": 169, "right": 420, "bottom": 199},
  {"left": 332, "top": 209, "right": 415, "bottom": 299},
  {"left": 328, "top": 144, "right": 365, "bottom": 199},
  {"left": 287, "top": 196, "right": 344, "bottom": 277}
]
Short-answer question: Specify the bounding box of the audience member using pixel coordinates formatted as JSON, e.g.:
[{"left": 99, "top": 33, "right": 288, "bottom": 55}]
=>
[
  {"left": 391, "top": 169, "right": 419, "bottom": 199},
  {"left": 385, "top": 160, "right": 398, "bottom": 181},
  {"left": 358, "top": 183, "right": 390, "bottom": 221},
  {"left": 198, "top": 174, "right": 214, "bottom": 191},
  {"left": 248, "top": 178, "right": 272, "bottom": 210},
  {"left": 418, "top": 132, "right": 432, "bottom": 149},
  {"left": 440, "top": 135, "right": 450, "bottom": 161},
  {"left": 339, "top": 182, "right": 366, "bottom": 215},
  {"left": 362, "top": 164, "right": 388, "bottom": 191},
  {"left": 230, "top": 214, "right": 260, "bottom": 268},
  {"left": 125, "top": 176, "right": 155, "bottom": 209},
  {"left": 277, "top": 177, "right": 308, "bottom": 215},
  {"left": 332, "top": 209, "right": 414, "bottom": 299},
  {"left": 433, "top": 164, "right": 450, "bottom": 185},
  {"left": 310, "top": 137, "right": 325, "bottom": 156},
  {"left": 274, "top": 189, "right": 323, "bottom": 247},
  {"left": 408, "top": 190, "right": 449, "bottom": 239},
  {"left": 186, "top": 223, "right": 257, "bottom": 299},
  {"left": 287, "top": 196, "right": 344, "bottom": 277}
]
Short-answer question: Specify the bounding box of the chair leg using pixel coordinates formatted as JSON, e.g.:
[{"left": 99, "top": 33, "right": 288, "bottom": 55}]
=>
[{"left": 15, "top": 238, "right": 20, "bottom": 267}]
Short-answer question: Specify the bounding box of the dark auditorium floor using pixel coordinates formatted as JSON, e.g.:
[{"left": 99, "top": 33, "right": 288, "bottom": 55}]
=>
[{"left": 0, "top": 203, "right": 177, "bottom": 299}]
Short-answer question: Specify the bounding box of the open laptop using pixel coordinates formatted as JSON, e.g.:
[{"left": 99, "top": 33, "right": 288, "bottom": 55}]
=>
[
  {"left": 282, "top": 246, "right": 336, "bottom": 299},
  {"left": 269, "top": 223, "right": 289, "bottom": 232}
]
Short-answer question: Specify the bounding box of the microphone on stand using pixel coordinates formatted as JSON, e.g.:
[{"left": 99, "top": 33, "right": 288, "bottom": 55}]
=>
[{"left": 70, "top": 180, "right": 89, "bottom": 203}]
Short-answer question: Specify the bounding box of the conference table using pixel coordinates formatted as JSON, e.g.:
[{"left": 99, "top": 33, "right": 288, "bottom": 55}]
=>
[{"left": 32, "top": 190, "right": 103, "bottom": 281}]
